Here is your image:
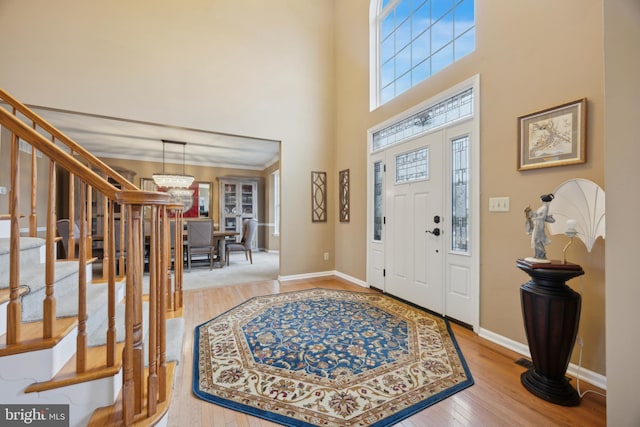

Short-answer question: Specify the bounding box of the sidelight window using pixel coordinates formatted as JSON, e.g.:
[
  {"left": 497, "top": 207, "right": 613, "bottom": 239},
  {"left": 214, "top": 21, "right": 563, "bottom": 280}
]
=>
[{"left": 451, "top": 135, "right": 469, "bottom": 253}]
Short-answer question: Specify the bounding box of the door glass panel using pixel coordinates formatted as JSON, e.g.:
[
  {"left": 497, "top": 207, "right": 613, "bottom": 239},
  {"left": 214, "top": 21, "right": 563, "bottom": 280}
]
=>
[
  {"left": 373, "top": 161, "right": 383, "bottom": 241},
  {"left": 451, "top": 136, "right": 469, "bottom": 253},
  {"left": 395, "top": 147, "right": 429, "bottom": 183}
]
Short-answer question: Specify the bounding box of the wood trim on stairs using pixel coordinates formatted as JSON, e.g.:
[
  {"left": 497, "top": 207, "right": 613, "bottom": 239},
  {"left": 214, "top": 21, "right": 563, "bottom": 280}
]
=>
[
  {"left": 0, "top": 317, "right": 77, "bottom": 356},
  {"left": 88, "top": 362, "right": 177, "bottom": 426},
  {"left": 24, "top": 342, "right": 125, "bottom": 393}
]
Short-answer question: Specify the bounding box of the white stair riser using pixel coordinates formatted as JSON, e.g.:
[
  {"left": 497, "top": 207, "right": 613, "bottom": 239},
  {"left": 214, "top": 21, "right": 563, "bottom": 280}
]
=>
[
  {"left": 0, "top": 327, "right": 77, "bottom": 383},
  {"left": 0, "top": 364, "right": 122, "bottom": 427}
]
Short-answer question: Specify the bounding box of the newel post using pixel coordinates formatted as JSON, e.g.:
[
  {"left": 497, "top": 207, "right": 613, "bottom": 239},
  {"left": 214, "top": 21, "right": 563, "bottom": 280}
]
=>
[{"left": 116, "top": 190, "right": 169, "bottom": 425}]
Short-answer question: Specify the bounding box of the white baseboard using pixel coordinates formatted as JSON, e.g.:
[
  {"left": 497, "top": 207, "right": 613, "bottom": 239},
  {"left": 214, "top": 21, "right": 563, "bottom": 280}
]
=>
[
  {"left": 478, "top": 327, "right": 607, "bottom": 390},
  {"left": 334, "top": 270, "right": 368, "bottom": 288},
  {"left": 278, "top": 270, "right": 368, "bottom": 288},
  {"left": 279, "top": 270, "right": 337, "bottom": 282}
]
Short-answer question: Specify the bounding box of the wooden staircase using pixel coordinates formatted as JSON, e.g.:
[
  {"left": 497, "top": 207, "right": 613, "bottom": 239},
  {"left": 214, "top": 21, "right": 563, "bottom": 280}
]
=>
[{"left": 0, "top": 88, "right": 186, "bottom": 426}]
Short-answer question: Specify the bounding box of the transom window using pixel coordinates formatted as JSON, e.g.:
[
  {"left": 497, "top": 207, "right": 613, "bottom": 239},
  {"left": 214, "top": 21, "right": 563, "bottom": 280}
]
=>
[
  {"left": 372, "top": 87, "right": 473, "bottom": 151},
  {"left": 373, "top": 0, "right": 475, "bottom": 107}
]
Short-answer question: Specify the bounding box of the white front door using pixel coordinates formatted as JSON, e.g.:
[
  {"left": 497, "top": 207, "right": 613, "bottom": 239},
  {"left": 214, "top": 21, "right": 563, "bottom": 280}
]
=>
[
  {"left": 367, "top": 78, "right": 479, "bottom": 329},
  {"left": 385, "top": 131, "right": 444, "bottom": 312}
]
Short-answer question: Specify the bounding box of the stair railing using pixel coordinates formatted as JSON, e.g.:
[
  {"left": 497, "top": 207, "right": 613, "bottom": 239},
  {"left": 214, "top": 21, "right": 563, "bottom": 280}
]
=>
[{"left": 0, "top": 89, "right": 183, "bottom": 424}]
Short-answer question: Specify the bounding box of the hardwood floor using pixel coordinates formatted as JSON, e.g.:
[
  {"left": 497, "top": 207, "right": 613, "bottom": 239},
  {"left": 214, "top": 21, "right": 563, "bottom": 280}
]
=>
[{"left": 168, "top": 277, "right": 606, "bottom": 427}]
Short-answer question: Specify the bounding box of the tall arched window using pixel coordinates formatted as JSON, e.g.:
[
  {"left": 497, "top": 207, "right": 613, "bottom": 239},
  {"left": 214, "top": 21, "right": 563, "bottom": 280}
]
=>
[{"left": 371, "top": 0, "right": 475, "bottom": 108}]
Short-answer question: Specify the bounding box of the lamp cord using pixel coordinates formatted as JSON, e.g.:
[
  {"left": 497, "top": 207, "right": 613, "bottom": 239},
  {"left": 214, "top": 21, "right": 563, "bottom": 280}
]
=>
[{"left": 575, "top": 276, "right": 607, "bottom": 400}]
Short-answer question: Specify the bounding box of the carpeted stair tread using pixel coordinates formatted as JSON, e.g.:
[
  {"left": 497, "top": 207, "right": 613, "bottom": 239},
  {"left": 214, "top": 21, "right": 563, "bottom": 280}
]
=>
[
  {"left": 87, "top": 300, "right": 147, "bottom": 347},
  {"left": 164, "top": 317, "right": 185, "bottom": 363},
  {"left": 0, "top": 260, "right": 79, "bottom": 292},
  {"left": 21, "top": 279, "right": 123, "bottom": 327},
  {"left": 0, "top": 237, "right": 46, "bottom": 278},
  {"left": 0, "top": 237, "right": 45, "bottom": 256}
]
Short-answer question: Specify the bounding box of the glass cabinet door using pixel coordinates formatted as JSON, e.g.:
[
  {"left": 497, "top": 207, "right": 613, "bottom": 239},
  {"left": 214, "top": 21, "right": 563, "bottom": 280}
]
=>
[
  {"left": 223, "top": 183, "right": 238, "bottom": 232},
  {"left": 219, "top": 179, "right": 258, "bottom": 246},
  {"left": 241, "top": 184, "right": 254, "bottom": 216}
]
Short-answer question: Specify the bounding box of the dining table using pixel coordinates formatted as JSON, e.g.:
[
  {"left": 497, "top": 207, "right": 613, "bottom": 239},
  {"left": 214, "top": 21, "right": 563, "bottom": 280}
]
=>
[
  {"left": 211, "top": 230, "right": 240, "bottom": 268},
  {"left": 92, "top": 228, "right": 240, "bottom": 269},
  {"left": 178, "top": 228, "right": 240, "bottom": 268}
]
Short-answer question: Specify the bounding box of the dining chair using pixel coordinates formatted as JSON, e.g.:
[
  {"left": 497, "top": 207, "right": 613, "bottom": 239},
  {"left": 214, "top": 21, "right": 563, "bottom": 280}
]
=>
[
  {"left": 186, "top": 219, "right": 216, "bottom": 272},
  {"left": 226, "top": 218, "right": 258, "bottom": 266},
  {"left": 56, "top": 219, "right": 80, "bottom": 259}
]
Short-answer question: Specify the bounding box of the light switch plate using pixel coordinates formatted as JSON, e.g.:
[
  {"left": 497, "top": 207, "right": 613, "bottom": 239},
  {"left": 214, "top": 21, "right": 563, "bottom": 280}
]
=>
[{"left": 489, "top": 196, "right": 510, "bottom": 212}]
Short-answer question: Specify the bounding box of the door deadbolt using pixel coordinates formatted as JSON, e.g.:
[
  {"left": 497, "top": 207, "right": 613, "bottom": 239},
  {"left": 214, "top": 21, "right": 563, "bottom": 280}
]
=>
[
  {"left": 434, "top": 215, "right": 441, "bottom": 224},
  {"left": 425, "top": 227, "right": 441, "bottom": 236}
]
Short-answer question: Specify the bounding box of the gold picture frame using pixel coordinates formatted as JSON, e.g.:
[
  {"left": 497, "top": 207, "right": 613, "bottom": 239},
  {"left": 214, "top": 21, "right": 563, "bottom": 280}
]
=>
[{"left": 517, "top": 98, "right": 587, "bottom": 171}]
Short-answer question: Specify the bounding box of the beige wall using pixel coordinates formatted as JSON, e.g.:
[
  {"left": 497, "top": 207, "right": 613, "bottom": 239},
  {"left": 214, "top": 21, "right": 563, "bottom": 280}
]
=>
[
  {"left": 334, "top": 0, "right": 605, "bottom": 375},
  {"left": 0, "top": 0, "right": 334, "bottom": 276},
  {"left": 1, "top": 0, "right": 626, "bottom": 398},
  {"left": 604, "top": 0, "right": 640, "bottom": 424}
]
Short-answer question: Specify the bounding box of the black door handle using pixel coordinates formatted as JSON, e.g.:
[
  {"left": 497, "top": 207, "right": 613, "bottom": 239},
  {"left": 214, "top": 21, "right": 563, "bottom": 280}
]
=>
[{"left": 425, "top": 227, "right": 440, "bottom": 236}]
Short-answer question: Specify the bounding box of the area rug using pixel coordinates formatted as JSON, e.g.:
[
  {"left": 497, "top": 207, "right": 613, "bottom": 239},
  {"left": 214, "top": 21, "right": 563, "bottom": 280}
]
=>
[{"left": 193, "top": 288, "right": 473, "bottom": 426}]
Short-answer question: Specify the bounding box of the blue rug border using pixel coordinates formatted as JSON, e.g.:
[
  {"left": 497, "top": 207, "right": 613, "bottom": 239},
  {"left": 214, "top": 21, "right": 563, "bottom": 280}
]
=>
[{"left": 192, "top": 288, "right": 474, "bottom": 427}]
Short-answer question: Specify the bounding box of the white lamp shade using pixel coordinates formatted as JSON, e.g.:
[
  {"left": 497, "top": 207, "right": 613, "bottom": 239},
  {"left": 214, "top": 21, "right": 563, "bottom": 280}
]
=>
[{"left": 547, "top": 178, "right": 605, "bottom": 252}]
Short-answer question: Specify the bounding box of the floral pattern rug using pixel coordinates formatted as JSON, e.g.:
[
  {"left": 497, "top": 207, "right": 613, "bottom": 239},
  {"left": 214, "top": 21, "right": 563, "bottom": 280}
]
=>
[{"left": 193, "top": 289, "right": 473, "bottom": 426}]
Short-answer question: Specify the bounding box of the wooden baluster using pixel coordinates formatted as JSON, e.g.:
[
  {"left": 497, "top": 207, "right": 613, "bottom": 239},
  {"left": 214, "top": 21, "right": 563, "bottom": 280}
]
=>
[
  {"left": 76, "top": 183, "right": 88, "bottom": 372},
  {"left": 164, "top": 208, "right": 173, "bottom": 312},
  {"left": 68, "top": 171, "right": 76, "bottom": 259},
  {"left": 146, "top": 205, "right": 158, "bottom": 416},
  {"left": 101, "top": 192, "right": 110, "bottom": 281},
  {"left": 106, "top": 201, "right": 116, "bottom": 367},
  {"left": 158, "top": 205, "right": 168, "bottom": 402},
  {"left": 7, "top": 129, "right": 21, "bottom": 345},
  {"left": 173, "top": 206, "right": 184, "bottom": 309},
  {"left": 131, "top": 204, "right": 145, "bottom": 415},
  {"left": 86, "top": 185, "right": 93, "bottom": 260},
  {"left": 118, "top": 205, "right": 126, "bottom": 279},
  {"left": 43, "top": 160, "right": 57, "bottom": 339},
  {"left": 154, "top": 207, "right": 163, "bottom": 402},
  {"left": 121, "top": 202, "right": 145, "bottom": 423},
  {"left": 29, "top": 131, "right": 37, "bottom": 237}
]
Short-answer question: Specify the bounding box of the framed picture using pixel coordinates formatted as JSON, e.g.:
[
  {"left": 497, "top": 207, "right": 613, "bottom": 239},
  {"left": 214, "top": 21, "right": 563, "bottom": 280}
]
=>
[
  {"left": 311, "top": 171, "right": 327, "bottom": 222},
  {"left": 517, "top": 98, "right": 587, "bottom": 171},
  {"left": 339, "top": 169, "right": 350, "bottom": 222}
]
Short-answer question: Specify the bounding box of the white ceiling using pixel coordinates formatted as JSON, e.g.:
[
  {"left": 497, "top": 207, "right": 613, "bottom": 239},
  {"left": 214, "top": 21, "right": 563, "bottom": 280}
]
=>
[{"left": 23, "top": 105, "right": 280, "bottom": 171}]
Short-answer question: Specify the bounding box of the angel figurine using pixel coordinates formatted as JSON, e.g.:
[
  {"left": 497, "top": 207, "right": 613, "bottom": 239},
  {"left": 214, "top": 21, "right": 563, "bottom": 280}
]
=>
[{"left": 524, "top": 193, "right": 555, "bottom": 261}]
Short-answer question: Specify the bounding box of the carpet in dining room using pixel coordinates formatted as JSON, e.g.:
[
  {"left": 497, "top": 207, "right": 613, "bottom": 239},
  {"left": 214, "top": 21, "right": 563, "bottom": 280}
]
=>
[{"left": 193, "top": 288, "right": 473, "bottom": 426}]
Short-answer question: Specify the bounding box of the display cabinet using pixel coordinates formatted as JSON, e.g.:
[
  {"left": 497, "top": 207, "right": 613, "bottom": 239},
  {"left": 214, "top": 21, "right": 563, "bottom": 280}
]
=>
[{"left": 219, "top": 178, "right": 258, "bottom": 247}]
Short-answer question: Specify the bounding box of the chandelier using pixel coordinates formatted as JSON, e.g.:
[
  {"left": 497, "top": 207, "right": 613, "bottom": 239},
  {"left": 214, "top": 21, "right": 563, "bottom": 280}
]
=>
[{"left": 152, "top": 139, "right": 195, "bottom": 189}]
